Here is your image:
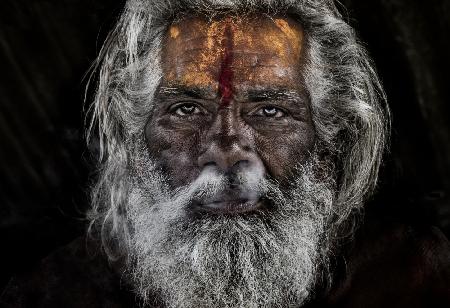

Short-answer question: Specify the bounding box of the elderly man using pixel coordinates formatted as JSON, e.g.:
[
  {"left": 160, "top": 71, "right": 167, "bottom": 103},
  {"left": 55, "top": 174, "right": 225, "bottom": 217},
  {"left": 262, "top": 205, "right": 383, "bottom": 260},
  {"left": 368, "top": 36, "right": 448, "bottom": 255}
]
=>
[{"left": 2, "top": 0, "right": 450, "bottom": 307}]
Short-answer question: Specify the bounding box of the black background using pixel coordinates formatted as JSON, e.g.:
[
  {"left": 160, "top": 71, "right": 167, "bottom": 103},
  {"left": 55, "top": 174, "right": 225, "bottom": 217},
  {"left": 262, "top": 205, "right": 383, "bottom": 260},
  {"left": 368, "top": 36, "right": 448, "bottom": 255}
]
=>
[{"left": 1, "top": 0, "right": 449, "bottom": 292}]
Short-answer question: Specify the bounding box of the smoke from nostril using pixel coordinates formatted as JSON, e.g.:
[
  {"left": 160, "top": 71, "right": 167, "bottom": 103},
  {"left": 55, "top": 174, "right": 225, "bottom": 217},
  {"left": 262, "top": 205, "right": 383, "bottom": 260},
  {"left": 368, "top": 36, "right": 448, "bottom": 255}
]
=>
[
  {"left": 169, "top": 161, "right": 267, "bottom": 212},
  {"left": 237, "top": 160, "right": 266, "bottom": 200}
]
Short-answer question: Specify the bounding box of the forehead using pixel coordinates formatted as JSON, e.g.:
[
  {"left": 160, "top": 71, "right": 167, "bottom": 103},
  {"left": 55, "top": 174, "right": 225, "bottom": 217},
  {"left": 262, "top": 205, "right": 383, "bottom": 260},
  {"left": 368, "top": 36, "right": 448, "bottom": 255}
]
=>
[{"left": 161, "top": 15, "right": 304, "bottom": 95}]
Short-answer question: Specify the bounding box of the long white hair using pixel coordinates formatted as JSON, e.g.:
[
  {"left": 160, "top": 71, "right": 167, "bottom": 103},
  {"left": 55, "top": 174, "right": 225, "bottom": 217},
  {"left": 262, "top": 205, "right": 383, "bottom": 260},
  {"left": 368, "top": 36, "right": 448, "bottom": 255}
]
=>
[{"left": 86, "top": 0, "right": 389, "bottom": 260}]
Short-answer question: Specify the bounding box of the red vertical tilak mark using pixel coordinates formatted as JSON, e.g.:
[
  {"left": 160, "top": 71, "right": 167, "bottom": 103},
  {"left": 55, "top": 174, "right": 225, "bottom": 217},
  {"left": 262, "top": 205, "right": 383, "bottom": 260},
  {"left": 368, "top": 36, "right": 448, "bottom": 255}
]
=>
[{"left": 218, "top": 25, "right": 234, "bottom": 108}]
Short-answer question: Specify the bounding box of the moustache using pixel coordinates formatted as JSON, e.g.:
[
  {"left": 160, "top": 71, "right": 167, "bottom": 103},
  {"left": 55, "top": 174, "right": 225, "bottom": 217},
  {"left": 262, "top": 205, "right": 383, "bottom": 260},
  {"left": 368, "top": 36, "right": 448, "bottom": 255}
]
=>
[{"left": 168, "top": 164, "right": 275, "bottom": 215}]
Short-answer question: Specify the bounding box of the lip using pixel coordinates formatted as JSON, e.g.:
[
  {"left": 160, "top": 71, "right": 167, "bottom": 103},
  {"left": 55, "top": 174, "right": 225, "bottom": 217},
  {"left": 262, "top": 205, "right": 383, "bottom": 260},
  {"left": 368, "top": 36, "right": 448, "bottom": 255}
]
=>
[{"left": 195, "top": 198, "right": 262, "bottom": 214}]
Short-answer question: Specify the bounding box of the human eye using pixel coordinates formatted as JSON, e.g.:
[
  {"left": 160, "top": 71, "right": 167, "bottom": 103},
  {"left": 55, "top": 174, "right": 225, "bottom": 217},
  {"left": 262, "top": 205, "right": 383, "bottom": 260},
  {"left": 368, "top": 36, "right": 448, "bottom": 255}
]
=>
[
  {"left": 169, "top": 102, "right": 203, "bottom": 117},
  {"left": 253, "top": 105, "right": 287, "bottom": 118}
]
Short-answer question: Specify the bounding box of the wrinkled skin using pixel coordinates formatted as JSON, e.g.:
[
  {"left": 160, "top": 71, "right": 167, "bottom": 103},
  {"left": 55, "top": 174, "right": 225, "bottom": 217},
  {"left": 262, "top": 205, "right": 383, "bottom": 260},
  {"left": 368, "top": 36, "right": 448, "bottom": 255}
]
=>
[{"left": 145, "top": 15, "right": 315, "bottom": 210}]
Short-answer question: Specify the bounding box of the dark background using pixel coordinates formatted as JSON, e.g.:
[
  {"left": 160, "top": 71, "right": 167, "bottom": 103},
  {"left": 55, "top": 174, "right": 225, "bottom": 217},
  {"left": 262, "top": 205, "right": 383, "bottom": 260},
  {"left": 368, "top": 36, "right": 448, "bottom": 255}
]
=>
[{"left": 1, "top": 0, "right": 449, "bottom": 292}]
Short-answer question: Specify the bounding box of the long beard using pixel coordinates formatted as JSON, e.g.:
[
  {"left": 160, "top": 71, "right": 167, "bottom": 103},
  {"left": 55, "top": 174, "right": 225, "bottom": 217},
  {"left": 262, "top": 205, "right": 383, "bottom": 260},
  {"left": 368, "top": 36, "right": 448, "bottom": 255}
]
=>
[{"left": 124, "top": 144, "right": 335, "bottom": 308}]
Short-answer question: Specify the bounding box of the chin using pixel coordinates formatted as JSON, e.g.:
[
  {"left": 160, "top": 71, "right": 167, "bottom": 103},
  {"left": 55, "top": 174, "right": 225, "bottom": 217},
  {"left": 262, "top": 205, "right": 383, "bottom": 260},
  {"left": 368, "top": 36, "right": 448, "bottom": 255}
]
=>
[{"left": 123, "top": 153, "right": 335, "bottom": 308}]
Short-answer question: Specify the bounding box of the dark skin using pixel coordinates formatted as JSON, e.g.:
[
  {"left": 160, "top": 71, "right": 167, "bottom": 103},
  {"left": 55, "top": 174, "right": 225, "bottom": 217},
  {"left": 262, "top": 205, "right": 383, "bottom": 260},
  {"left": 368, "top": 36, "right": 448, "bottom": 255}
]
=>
[{"left": 145, "top": 15, "right": 315, "bottom": 213}]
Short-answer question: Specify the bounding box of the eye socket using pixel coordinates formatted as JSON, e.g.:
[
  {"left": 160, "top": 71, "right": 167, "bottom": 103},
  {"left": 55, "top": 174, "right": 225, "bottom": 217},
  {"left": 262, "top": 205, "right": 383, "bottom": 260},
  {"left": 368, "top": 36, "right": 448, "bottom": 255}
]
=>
[
  {"left": 255, "top": 106, "right": 287, "bottom": 118},
  {"left": 170, "top": 103, "right": 202, "bottom": 116}
]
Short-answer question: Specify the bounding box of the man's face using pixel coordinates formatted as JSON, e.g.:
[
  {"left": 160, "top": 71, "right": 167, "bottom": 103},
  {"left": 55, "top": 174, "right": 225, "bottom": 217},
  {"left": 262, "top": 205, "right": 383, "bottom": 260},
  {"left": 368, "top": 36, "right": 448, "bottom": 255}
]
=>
[
  {"left": 145, "top": 15, "right": 315, "bottom": 213},
  {"left": 129, "top": 15, "right": 332, "bottom": 308}
]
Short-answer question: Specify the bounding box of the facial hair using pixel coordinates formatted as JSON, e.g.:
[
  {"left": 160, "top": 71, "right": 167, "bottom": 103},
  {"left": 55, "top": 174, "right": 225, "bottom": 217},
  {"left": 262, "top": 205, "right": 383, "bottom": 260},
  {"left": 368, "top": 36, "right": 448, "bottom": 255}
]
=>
[{"left": 124, "top": 141, "right": 334, "bottom": 308}]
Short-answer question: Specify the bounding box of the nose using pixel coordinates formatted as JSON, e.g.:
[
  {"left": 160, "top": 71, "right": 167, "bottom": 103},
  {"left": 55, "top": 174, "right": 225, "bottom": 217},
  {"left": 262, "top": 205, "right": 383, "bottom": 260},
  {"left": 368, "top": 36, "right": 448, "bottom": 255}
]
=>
[
  {"left": 198, "top": 139, "right": 259, "bottom": 173},
  {"left": 198, "top": 104, "right": 264, "bottom": 173}
]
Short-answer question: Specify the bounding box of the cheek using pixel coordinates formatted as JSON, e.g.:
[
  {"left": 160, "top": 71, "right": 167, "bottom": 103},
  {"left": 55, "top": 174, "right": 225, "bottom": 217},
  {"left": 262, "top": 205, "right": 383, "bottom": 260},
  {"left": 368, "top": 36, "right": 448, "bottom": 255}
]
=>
[
  {"left": 145, "top": 119, "right": 201, "bottom": 188},
  {"left": 255, "top": 125, "right": 315, "bottom": 179}
]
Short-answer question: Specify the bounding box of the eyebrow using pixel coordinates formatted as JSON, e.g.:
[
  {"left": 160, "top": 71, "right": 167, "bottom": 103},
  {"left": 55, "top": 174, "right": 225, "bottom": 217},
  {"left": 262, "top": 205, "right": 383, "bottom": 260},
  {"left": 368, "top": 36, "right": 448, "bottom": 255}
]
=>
[
  {"left": 245, "top": 89, "right": 304, "bottom": 103},
  {"left": 158, "top": 86, "right": 209, "bottom": 99},
  {"left": 158, "top": 86, "right": 307, "bottom": 103}
]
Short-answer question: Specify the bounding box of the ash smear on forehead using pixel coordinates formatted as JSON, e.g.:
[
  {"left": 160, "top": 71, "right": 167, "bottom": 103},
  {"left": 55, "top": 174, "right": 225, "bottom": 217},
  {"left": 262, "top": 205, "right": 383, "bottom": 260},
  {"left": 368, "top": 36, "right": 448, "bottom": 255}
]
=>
[{"left": 218, "top": 24, "right": 234, "bottom": 108}]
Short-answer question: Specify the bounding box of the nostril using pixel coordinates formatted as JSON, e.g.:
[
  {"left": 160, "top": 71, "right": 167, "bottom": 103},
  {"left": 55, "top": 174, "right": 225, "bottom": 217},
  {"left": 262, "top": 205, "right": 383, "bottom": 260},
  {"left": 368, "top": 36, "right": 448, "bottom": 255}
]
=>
[
  {"left": 203, "top": 161, "right": 217, "bottom": 168},
  {"left": 198, "top": 142, "right": 257, "bottom": 172}
]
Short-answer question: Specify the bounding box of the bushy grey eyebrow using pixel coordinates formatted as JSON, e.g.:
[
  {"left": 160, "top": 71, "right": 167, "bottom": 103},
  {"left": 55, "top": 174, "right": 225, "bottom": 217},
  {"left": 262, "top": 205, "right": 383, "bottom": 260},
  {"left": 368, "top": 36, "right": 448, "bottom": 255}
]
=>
[
  {"left": 245, "top": 89, "right": 304, "bottom": 102},
  {"left": 158, "top": 86, "right": 208, "bottom": 99},
  {"left": 158, "top": 86, "right": 305, "bottom": 103}
]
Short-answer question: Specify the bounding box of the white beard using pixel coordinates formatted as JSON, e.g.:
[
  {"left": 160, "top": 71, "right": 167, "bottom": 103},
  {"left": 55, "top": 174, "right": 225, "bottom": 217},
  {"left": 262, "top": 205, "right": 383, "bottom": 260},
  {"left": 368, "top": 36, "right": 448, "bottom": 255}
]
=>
[{"left": 124, "top": 144, "right": 334, "bottom": 308}]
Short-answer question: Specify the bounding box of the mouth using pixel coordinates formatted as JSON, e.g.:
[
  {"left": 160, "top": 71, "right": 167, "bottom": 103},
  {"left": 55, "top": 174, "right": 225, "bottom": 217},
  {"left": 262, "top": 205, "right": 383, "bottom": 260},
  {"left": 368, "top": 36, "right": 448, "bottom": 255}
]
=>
[{"left": 196, "top": 198, "right": 263, "bottom": 214}]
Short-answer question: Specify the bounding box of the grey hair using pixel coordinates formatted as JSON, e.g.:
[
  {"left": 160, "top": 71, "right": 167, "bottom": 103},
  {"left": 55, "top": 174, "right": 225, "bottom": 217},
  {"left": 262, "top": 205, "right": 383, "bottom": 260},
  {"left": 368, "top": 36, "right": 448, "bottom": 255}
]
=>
[{"left": 86, "top": 0, "right": 389, "bottom": 254}]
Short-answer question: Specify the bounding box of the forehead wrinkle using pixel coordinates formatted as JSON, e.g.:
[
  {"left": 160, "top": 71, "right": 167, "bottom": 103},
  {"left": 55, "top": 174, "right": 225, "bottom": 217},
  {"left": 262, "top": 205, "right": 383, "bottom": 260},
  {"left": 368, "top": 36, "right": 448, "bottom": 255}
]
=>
[
  {"left": 175, "top": 35, "right": 210, "bottom": 45},
  {"left": 162, "top": 15, "right": 305, "bottom": 96}
]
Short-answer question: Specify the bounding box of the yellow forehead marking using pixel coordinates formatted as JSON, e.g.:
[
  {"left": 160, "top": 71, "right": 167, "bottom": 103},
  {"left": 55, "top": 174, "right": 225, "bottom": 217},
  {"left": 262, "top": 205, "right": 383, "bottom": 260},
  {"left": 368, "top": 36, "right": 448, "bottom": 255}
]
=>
[
  {"left": 274, "top": 18, "right": 303, "bottom": 60},
  {"left": 179, "top": 20, "right": 224, "bottom": 89},
  {"left": 169, "top": 26, "right": 180, "bottom": 39},
  {"left": 164, "top": 17, "right": 304, "bottom": 89}
]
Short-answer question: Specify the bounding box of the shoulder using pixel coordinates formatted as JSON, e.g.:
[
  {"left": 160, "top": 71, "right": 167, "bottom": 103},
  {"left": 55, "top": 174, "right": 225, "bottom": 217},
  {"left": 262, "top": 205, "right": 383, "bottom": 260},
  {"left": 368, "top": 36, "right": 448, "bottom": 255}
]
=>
[
  {"left": 0, "top": 237, "right": 135, "bottom": 308},
  {"left": 326, "top": 222, "right": 450, "bottom": 308}
]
